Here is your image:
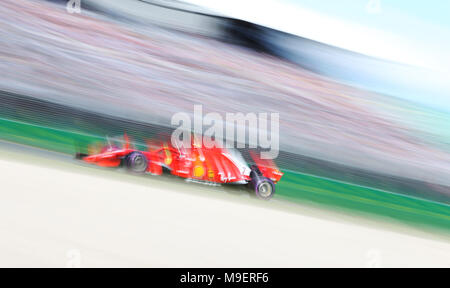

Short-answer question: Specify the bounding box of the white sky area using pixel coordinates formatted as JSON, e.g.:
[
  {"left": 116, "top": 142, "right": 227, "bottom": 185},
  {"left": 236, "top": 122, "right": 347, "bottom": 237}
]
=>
[{"left": 187, "top": 0, "right": 450, "bottom": 74}]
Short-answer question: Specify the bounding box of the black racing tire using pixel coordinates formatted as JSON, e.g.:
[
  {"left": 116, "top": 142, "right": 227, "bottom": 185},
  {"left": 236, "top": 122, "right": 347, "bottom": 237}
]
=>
[
  {"left": 126, "top": 152, "right": 148, "bottom": 173},
  {"left": 251, "top": 173, "right": 275, "bottom": 200}
]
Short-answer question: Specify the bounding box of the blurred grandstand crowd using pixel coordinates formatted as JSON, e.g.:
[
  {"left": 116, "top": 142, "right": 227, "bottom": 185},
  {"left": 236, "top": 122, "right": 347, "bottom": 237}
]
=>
[{"left": 0, "top": 0, "right": 449, "bottom": 189}]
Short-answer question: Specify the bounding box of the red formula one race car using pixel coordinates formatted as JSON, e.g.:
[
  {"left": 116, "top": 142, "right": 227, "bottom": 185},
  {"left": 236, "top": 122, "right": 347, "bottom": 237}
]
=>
[{"left": 76, "top": 134, "right": 283, "bottom": 199}]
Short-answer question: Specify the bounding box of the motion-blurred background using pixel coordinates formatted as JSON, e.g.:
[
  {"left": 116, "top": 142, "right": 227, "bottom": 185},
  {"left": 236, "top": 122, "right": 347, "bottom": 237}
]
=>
[{"left": 1, "top": 0, "right": 449, "bottom": 232}]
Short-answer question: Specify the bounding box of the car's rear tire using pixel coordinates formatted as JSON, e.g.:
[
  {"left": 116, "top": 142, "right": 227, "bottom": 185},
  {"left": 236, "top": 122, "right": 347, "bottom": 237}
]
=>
[
  {"left": 126, "top": 152, "right": 148, "bottom": 173},
  {"left": 251, "top": 174, "right": 275, "bottom": 200}
]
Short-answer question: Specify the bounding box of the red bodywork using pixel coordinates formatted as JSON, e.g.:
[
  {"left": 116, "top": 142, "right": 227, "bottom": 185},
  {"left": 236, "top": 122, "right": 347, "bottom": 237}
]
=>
[{"left": 80, "top": 135, "right": 283, "bottom": 185}]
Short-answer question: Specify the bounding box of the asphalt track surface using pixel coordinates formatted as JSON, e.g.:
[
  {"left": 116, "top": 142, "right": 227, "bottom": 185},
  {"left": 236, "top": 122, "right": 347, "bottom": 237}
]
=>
[{"left": 0, "top": 141, "right": 449, "bottom": 267}]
